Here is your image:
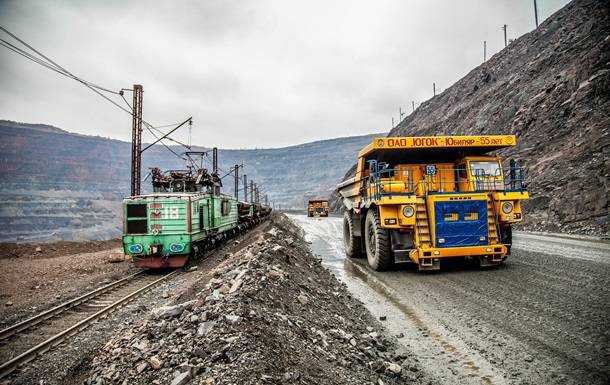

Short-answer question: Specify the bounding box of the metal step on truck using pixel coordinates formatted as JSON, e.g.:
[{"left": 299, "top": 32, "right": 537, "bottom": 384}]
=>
[{"left": 337, "top": 135, "right": 528, "bottom": 271}]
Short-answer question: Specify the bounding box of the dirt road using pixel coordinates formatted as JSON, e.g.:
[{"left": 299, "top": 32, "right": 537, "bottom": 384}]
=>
[{"left": 289, "top": 214, "right": 610, "bottom": 385}]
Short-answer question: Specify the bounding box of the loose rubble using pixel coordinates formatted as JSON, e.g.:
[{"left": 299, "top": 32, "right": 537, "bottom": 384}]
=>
[{"left": 86, "top": 214, "right": 428, "bottom": 384}]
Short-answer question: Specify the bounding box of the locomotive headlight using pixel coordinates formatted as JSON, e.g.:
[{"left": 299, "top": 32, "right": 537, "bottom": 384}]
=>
[
  {"left": 402, "top": 205, "right": 415, "bottom": 218},
  {"left": 502, "top": 201, "right": 514, "bottom": 214},
  {"left": 128, "top": 244, "right": 143, "bottom": 254},
  {"left": 170, "top": 243, "right": 185, "bottom": 253}
]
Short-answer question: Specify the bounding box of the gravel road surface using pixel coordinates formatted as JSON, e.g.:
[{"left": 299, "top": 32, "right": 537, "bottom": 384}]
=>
[{"left": 289, "top": 214, "right": 610, "bottom": 385}]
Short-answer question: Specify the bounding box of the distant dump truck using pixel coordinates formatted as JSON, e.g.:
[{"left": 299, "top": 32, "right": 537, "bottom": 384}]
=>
[
  {"left": 337, "top": 135, "right": 528, "bottom": 271},
  {"left": 307, "top": 199, "right": 330, "bottom": 217}
]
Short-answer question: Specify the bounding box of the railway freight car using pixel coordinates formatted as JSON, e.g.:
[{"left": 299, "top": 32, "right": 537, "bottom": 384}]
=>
[{"left": 123, "top": 160, "right": 270, "bottom": 268}]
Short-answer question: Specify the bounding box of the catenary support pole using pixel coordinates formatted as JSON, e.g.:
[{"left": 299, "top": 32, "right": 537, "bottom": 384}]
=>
[
  {"left": 130, "top": 84, "right": 143, "bottom": 196},
  {"left": 234, "top": 164, "right": 239, "bottom": 199},
  {"left": 212, "top": 147, "right": 219, "bottom": 195}
]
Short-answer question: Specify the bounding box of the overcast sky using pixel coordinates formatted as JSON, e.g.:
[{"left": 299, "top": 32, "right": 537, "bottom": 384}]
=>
[{"left": 0, "top": 0, "right": 570, "bottom": 148}]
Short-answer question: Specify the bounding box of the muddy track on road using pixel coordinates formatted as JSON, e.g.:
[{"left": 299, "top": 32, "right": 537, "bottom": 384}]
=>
[{"left": 289, "top": 214, "right": 610, "bottom": 385}]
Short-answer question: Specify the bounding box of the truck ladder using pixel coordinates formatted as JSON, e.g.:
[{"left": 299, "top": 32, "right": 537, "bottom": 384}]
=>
[
  {"left": 487, "top": 197, "right": 499, "bottom": 244},
  {"left": 415, "top": 197, "right": 432, "bottom": 247}
]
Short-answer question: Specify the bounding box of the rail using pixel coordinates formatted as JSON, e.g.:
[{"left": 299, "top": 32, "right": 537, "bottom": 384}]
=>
[
  {"left": 0, "top": 271, "right": 144, "bottom": 341},
  {"left": 0, "top": 270, "right": 179, "bottom": 379}
]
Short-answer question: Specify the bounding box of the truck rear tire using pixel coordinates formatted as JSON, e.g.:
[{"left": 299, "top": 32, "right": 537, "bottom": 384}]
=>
[
  {"left": 364, "top": 209, "right": 393, "bottom": 271},
  {"left": 343, "top": 211, "right": 362, "bottom": 258}
]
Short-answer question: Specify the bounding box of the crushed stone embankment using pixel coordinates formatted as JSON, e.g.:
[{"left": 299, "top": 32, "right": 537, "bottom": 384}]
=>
[{"left": 85, "top": 214, "right": 429, "bottom": 385}]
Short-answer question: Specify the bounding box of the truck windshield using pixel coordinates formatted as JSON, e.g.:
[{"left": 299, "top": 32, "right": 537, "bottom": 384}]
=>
[{"left": 470, "top": 161, "right": 501, "bottom": 177}]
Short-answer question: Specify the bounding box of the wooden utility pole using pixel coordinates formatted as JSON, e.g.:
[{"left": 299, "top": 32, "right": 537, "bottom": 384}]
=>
[
  {"left": 502, "top": 24, "right": 508, "bottom": 47},
  {"left": 484, "top": 40, "right": 487, "bottom": 61},
  {"left": 250, "top": 181, "right": 254, "bottom": 204},
  {"left": 433, "top": 82, "right": 436, "bottom": 96},
  {"left": 412, "top": 101, "right": 415, "bottom": 112},
  {"left": 234, "top": 164, "right": 239, "bottom": 199},
  {"left": 130, "top": 84, "right": 143, "bottom": 196},
  {"left": 534, "top": 0, "right": 539, "bottom": 28}
]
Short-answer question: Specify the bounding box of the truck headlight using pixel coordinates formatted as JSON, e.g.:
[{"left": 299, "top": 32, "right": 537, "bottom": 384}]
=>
[
  {"left": 502, "top": 202, "right": 513, "bottom": 214},
  {"left": 402, "top": 205, "right": 415, "bottom": 217},
  {"left": 128, "top": 244, "right": 143, "bottom": 254}
]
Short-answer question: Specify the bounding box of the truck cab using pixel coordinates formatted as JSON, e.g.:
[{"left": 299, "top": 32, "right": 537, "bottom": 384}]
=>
[{"left": 337, "top": 135, "right": 528, "bottom": 271}]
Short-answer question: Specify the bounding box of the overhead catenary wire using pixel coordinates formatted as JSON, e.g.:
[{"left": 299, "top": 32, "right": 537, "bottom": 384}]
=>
[
  {"left": 119, "top": 94, "right": 191, "bottom": 151},
  {"left": 0, "top": 25, "right": 190, "bottom": 164},
  {"left": 0, "top": 37, "right": 120, "bottom": 95},
  {"left": 144, "top": 127, "right": 186, "bottom": 160},
  {"left": 0, "top": 26, "right": 124, "bottom": 98}
]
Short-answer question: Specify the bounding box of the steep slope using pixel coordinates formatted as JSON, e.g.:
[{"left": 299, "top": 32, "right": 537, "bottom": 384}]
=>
[
  {"left": 0, "top": 120, "right": 382, "bottom": 241},
  {"left": 336, "top": 0, "right": 609, "bottom": 236}
]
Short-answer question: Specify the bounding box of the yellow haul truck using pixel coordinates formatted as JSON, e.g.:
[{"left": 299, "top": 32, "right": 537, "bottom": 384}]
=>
[
  {"left": 308, "top": 199, "right": 330, "bottom": 217},
  {"left": 337, "top": 135, "right": 528, "bottom": 271}
]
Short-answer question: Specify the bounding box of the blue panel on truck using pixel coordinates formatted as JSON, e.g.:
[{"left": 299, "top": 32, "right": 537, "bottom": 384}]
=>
[{"left": 434, "top": 200, "right": 488, "bottom": 248}]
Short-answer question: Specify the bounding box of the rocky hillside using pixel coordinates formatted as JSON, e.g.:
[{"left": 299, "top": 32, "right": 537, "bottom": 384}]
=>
[
  {"left": 0, "top": 120, "right": 382, "bottom": 242},
  {"left": 336, "top": 0, "right": 609, "bottom": 236}
]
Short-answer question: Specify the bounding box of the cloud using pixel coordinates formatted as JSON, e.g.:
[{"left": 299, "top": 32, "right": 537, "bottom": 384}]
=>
[{"left": 0, "top": 0, "right": 570, "bottom": 148}]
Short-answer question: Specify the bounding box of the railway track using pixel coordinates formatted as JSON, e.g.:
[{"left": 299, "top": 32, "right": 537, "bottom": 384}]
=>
[{"left": 0, "top": 269, "right": 179, "bottom": 379}]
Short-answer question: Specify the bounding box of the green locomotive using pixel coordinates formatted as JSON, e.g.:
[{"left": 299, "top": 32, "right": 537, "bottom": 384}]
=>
[{"left": 123, "top": 163, "right": 269, "bottom": 269}]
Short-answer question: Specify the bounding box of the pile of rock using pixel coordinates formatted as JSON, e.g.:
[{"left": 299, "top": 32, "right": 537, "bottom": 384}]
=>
[{"left": 86, "top": 215, "right": 427, "bottom": 385}]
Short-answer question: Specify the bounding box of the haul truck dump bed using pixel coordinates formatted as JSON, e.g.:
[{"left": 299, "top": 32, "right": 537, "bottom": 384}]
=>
[{"left": 337, "top": 135, "right": 528, "bottom": 271}]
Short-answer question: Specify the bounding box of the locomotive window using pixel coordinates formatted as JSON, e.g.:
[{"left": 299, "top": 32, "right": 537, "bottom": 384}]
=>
[
  {"left": 127, "top": 204, "right": 147, "bottom": 217},
  {"left": 221, "top": 200, "right": 231, "bottom": 216},
  {"left": 126, "top": 219, "right": 147, "bottom": 234}
]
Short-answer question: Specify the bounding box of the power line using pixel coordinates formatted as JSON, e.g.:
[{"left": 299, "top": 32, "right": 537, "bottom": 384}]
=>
[
  {"left": 0, "top": 26, "right": 122, "bottom": 96},
  {"left": 1, "top": 25, "right": 209, "bottom": 183},
  {"left": 119, "top": 93, "right": 189, "bottom": 150},
  {"left": 144, "top": 126, "right": 186, "bottom": 160},
  {"left": 1, "top": 25, "right": 190, "bottom": 159},
  {"left": 0, "top": 38, "right": 120, "bottom": 95}
]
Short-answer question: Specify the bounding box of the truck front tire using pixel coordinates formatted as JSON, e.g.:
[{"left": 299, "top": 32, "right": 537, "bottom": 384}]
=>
[
  {"left": 364, "top": 209, "right": 393, "bottom": 271},
  {"left": 343, "top": 211, "right": 362, "bottom": 258}
]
